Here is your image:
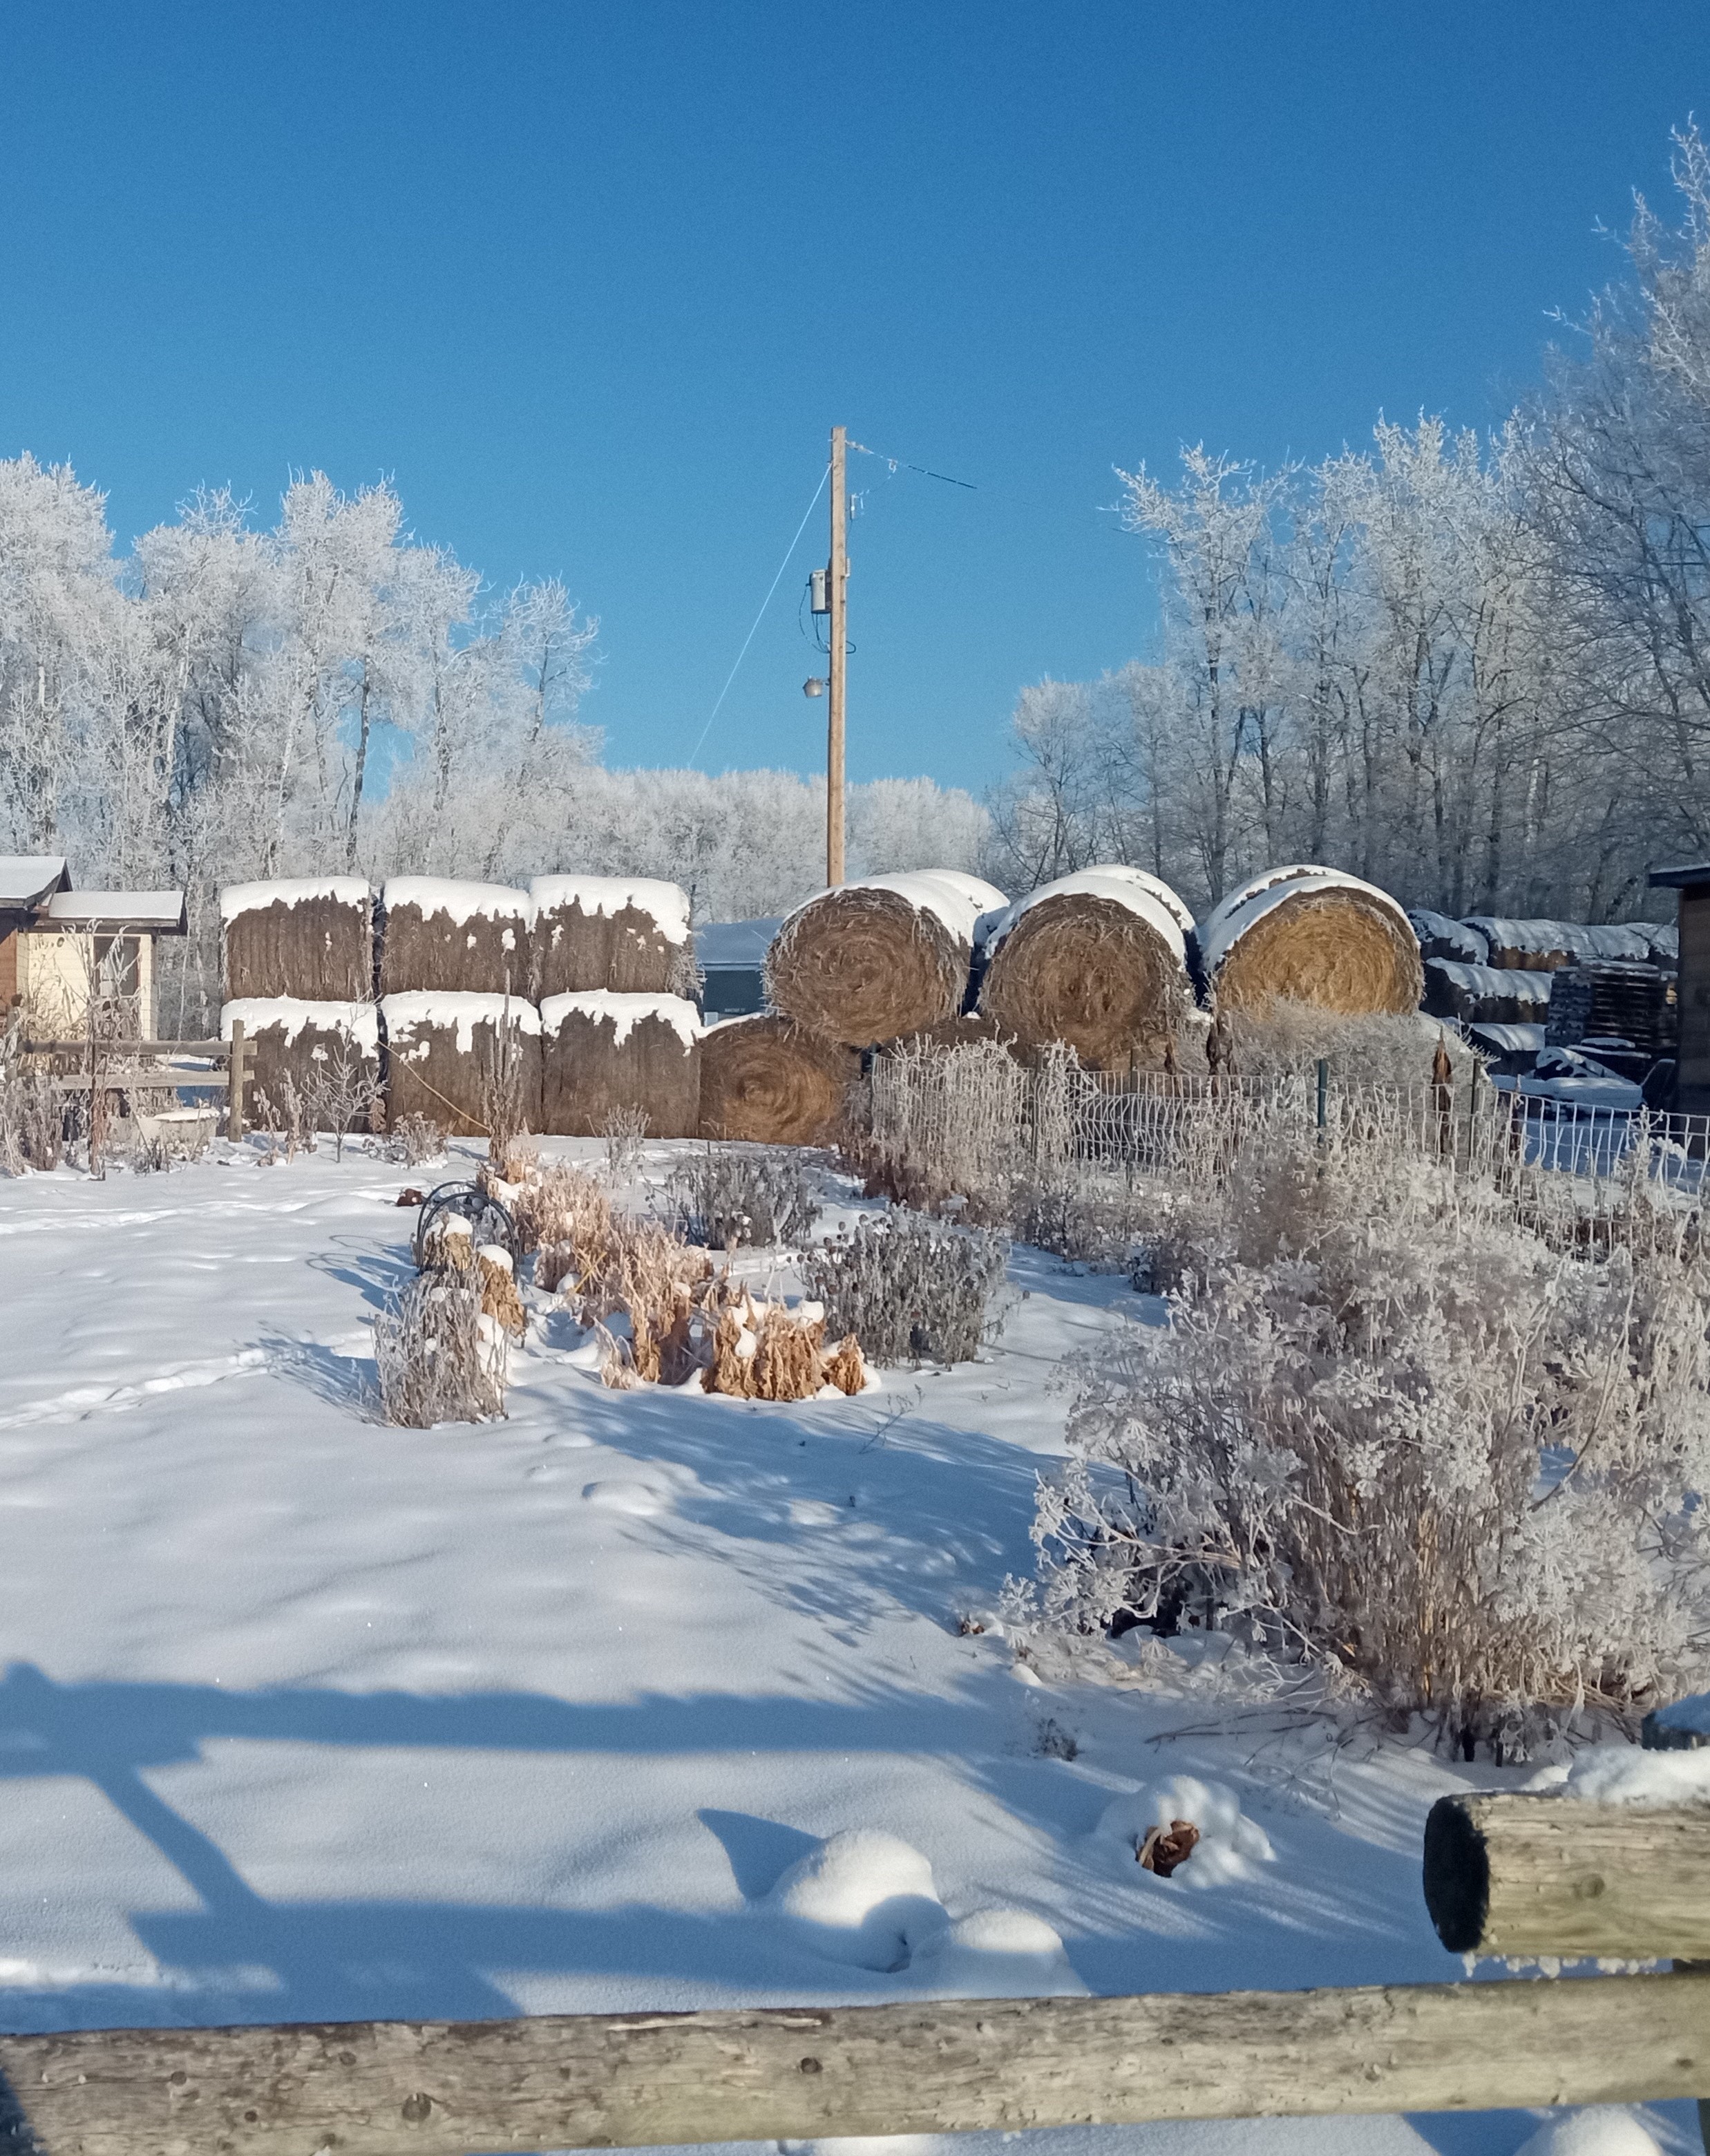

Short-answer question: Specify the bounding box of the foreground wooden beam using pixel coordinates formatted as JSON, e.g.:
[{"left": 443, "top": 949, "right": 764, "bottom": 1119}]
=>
[
  {"left": 1425, "top": 1793, "right": 1710, "bottom": 1958},
  {"left": 3, "top": 1973, "right": 1710, "bottom": 2156}
]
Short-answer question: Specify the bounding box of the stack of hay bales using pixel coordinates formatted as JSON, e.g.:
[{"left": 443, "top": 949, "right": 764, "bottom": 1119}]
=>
[
  {"left": 374, "top": 880, "right": 540, "bottom": 1135},
  {"left": 1198, "top": 866, "right": 1423, "bottom": 1016},
  {"left": 540, "top": 992, "right": 702, "bottom": 1137},
  {"left": 377, "top": 878, "right": 531, "bottom": 996},
  {"left": 531, "top": 876, "right": 698, "bottom": 999},
  {"left": 380, "top": 992, "right": 542, "bottom": 1137},
  {"left": 220, "top": 879, "right": 379, "bottom": 1131},
  {"left": 976, "top": 865, "right": 1193, "bottom": 1070},
  {"left": 220, "top": 999, "right": 380, "bottom": 1127},
  {"left": 730, "top": 870, "right": 1007, "bottom": 1144},
  {"left": 1422, "top": 960, "right": 1554, "bottom": 1028},
  {"left": 1407, "top": 909, "right": 1489, "bottom": 966},
  {"left": 699, "top": 1014, "right": 862, "bottom": 1144},
  {"left": 528, "top": 878, "right": 701, "bottom": 1137}
]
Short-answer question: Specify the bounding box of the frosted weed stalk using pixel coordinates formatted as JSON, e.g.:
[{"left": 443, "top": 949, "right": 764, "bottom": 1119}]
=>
[{"left": 1030, "top": 1126, "right": 1710, "bottom": 1760}]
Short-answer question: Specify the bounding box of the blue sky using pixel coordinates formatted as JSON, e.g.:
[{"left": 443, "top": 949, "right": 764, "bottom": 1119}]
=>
[{"left": 0, "top": 4, "right": 1702, "bottom": 792}]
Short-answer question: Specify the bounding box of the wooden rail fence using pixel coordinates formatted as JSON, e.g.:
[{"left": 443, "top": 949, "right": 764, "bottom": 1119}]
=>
[
  {"left": 2, "top": 1790, "right": 1709, "bottom": 2155},
  {"left": 20, "top": 1022, "right": 249, "bottom": 1137}
]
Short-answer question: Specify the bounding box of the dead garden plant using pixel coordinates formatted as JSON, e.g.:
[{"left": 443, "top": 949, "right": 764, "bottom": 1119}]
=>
[{"left": 374, "top": 1271, "right": 508, "bottom": 1426}]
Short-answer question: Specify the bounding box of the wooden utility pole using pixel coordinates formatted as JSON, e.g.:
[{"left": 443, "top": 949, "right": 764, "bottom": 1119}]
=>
[{"left": 826, "top": 424, "right": 848, "bottom": 886}]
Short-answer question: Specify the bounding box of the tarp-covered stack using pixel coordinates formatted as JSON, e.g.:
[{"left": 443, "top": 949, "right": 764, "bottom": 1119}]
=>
[
  {"left": 531, "top": 876, "right": 698, "bottom": 999},
  {"left": 220, "top": 999, "right": 381, "bottom": 1130},
  {"left": 1422, "top": 960, "right": 1554, "bottom": 1028},
  {"left": 540, "top": 992, "right": 702, "bottom": 1137},
  {"left": 1461, "top": 917, "right": 1659, "bottom": 971},
  {"left": 221, "top": 877, "right": 373, "bottom": 1001},
  {"left": 377, "top": 879, "right": 531, "bottom": 997},
  {"left": 699, "top": 1014, "right": 860, "bottom": 1146},
  {"left": 1407, "top": 909, "right": 1489, "bottom": 967},
  {"left": 381, "top": 993, "right": 542, "bottom": 1137},
  {"left": 766, "top": 871, "right": 1007, "bottom": 1050},
  {"left": 1199, "top": 866, "right": 1423, "bottom": 1016},
  {"left": 976, "top": 864, "right": 1194, "bottom": 1069}
]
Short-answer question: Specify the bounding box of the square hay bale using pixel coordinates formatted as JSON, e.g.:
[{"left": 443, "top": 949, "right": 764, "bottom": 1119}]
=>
[
  {"left": 220, "top": 878, "right": 372, "bottom": 1001},
  {"left": 539, "top": 992, "right": 702, "bottom": 1138},
  {"left": 529, "top": 876, "right": 696, "bottom": 999},
  {"left": 220, "top": 999, "right": 381, "bottom": 1131},
  {"left": 378, "top": 878, "right": 531, "bottom": 996},
  {"left": 381, "top": 993, "right": 542, "bottom": 1138}
]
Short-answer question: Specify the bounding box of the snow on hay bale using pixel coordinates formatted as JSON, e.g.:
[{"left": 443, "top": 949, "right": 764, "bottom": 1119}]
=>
[
  {"left": 1460, "top": 916, "right": 1660, "bottom": 971},
  {"left": 977, "top": 864, "right": 1194, "bottom": 1069},
  {"left": 530, "top": 876, "right": 696, "bottom": 999},
  {"left": 381, "top": 992, "right": 542, "bottom": 1137},
  {"left": 220, "top": 877, "right": 372, "bottom": 1001},
  {"left": 539, "top": 992, "right": 702, "bottom": 1137},
  {"left": 766, "top": 871, "right": 1007, "bottom": 1048},
  {"left": 699, "top": 1013, "right": 859, "bottom": 1146},
  {"left": 1199, "top": 864, "right": 1423, "bottom": 1016},
  {"left": 1423, "top": 958, "right": 1554, "bottom": 1027},
  {"left": 220, "top": 998, "right": 380, "bottom": 1127},
  {"left": 378, "top": 878, "right": 531, "bottom": 996}
]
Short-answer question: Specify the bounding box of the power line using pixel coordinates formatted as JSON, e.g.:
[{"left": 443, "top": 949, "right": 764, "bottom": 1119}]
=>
[
  {"left": 690, "top": 464, "right": 830, "bottom": 762},
  {"left": 847, "top": 438, "right": 977, "bottom": 489}
]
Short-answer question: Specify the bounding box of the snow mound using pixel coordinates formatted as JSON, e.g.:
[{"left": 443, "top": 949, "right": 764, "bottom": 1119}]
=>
[
  {"left": 529, "top": 876, "right": 692, "bottom": 943},
  {"left": 1512, "top": 2110, "right": 1662, "bottom": 2155},
  {"left": 908, "top": 1907, "right": 1087, "bottom": 1998},
  {"left": 1557, "top": 1743, "right": 1710, "bottom": 1806},
  {"left": 580, "top": 1481, "right": 670, "bottom": 1517},
  {"left": 766, "top": 1829, "right": 947, "bottom": 1971},
  {"left": 1095, "top": 1773, "right": 1275, "bottom": 1886},
  {"left": 539, "top": 991, "right": 701, "bottom": 1049},
  {"left": 219, "top": 876, "right": 368, "bottom": 922}
]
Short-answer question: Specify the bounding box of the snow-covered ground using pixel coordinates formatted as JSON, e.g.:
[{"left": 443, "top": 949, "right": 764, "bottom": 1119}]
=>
[{"left": 0, "top": 1140, "right": 1694, "bottom": 2156}]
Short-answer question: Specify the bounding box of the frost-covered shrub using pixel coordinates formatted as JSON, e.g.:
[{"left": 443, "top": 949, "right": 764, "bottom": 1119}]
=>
[
  {"left": 1224, "top": 999, "right": 1478, "bottom": 1090},
  {"left": 368, "top": 1112, "right": 446, "bottom": 1167},
  {"left": 374, "top": 1271, "right": 507, "bottom": 1426},
  {"left": 1033, "top": 1129, "right": 1710, "bottom": 1757},
  {"left": 804, "top": 1210, "right": 1009, "bottom": 1365},
  {"left": 669, "top": 1144, "right": 821, "bottom": 1249}
]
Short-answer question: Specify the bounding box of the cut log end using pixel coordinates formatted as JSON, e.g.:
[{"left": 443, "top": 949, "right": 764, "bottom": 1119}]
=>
[{"left": 1422, "top": 1795, "right": 1491, "bottom": 1954}]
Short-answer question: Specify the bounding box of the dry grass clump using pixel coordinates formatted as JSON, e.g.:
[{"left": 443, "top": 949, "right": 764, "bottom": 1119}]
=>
[
  {"left": 0, "top": 1008, "right": 64, "bottom": 1174},
  {"left": 1033, "top": 1124, "right": 1710, "bottom": 1759},
  {"left": 703, "top": 1290, "right": 864, "bottom": 1401},
  {"left": 374, "top": 1272, "right": 507, "bottom": 1426}
]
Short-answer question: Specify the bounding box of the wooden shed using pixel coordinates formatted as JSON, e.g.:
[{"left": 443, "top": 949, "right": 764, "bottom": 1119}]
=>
[
  {"left": 1649, "top": 862, "right": 1710, "bottom": 1115},
  {"left": 0, "top": 856, "right": 186, "bottom": 1036}
]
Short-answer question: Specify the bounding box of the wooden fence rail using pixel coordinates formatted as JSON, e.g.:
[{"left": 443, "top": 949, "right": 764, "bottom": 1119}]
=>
[
  {"left": 19, "top": 1025, "right": 248, "bottom": 1137},
  {"left": 2, "top": 1969, "right": 1709, "bottom": 2156}
]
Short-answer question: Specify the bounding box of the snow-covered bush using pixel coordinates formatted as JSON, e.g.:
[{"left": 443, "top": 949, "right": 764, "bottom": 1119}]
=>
[
  {"left": 1033, "top": 1126, "right": 1710, "bottom": 1757},
  {"left": 669, "top": 1144, "right": 821, "bottom": 1250},
  {"left": 368, "top": 1111, "right": 446, "bottom": 1167},
  {"left": 804, "top": 1210, "right": 1009, "bottom": 1365},
  {"left": 373, "top": 1272, "right": 506, "bottom": 1426}
]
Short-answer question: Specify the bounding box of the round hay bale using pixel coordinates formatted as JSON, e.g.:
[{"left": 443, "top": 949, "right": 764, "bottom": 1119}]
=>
[
  {"left": 977, "top": 865, "right": 1193, "bottom": 1070},
  {"left": 220, "top": 999, "right": 380, "bottom": 1131},
  {"left": 766, "top": 871, "right": 1007, "bottom": 1048},
  {"left": 220, "top": 878, "right": 372, "bottom": 1001},
  {"left": 378, "top": 878, "right": 531, "bottom": 997},
  {"left": 530, "top": 876, "right": 696, "bottom": 998},
  {"left": 1199, "top": 866, "right": 1423, "bottom": 1016},
  {"left": 539, "top": 992, "right": 702, "bottom": 1138},
  {"left": 381, "top": 993, "right": 542, "bottom": 1138},
  {"left": 699, "top": 1014, "right": 859, "bottom": 1146}
]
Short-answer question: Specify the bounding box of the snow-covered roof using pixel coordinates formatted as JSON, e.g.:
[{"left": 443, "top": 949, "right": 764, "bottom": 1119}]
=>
[
  {"left": 220, "top": 999, "right": 380, "bottom": 1049},
  {"left": 0, "top": 855, "right": 70, "bottom": 910},
  {"left": 381, "top": 878, "right": 529, "bottom": 925},
  {"left": 696, "top": 918, "right": 784, "bottom": 970},
  {"left": 44, "top": 890, "right": 186, "bottom": 933},
  {"left": 981, "top": 865, "right": 1188, "bottom": 966},
  {"left": 783, "top": 870, "right": 1008, "bottom": 948},
  {"left": 1199, "top": 867, "right": 1415, "bottom": 976},
  {"left": 219, "top": 877, "right": 370, "bottom": 923},
  {"left": 540, "top": 991, "right": 701, "bottom": 1050},
  {"left": 1427, "top": 959, "right": 1552, "bottom": 1004},
  {"left": 529, "top": 876, "right": 692, "bottom": 943},
  {"left": 379, "top": 992, "right": 542, "bottom": 1054}
]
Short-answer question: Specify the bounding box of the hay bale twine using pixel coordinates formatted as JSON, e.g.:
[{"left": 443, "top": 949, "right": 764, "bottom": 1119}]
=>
[
  {"left": 220, "top": 878, "right": 372, "bottom": 1001},
  {"left": 539, "top": 992, "right": 702, "bottom": 1138},
  {"left": 220, "top": 999, "right": 380, "bottom": 1130},
  {"left": 378, "top": 878, "right": 531, "bottom": 996},
  {"left": 699, "top": 1013, "right": 859, "bottom": 1146},
  {"left": 381, "top": 993, "right": 542, "bottom": 1137},
  {"left": 530, "top": 876, "right": 696, "bottom": 998},
  {"left": 1199, "top": 865, "right": 1423, "bottom": 1016},
  {"left": 977, "top": 865, "right": 1193, "bottom": 1069},
  {"left": 766, "top": 871, "right": 1007, "bottom": 1048}
]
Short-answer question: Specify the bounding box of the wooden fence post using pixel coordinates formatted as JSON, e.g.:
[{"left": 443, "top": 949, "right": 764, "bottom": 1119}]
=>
[{"left": 227, "top": 1020, "right": 246, "bottom": 1140}]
